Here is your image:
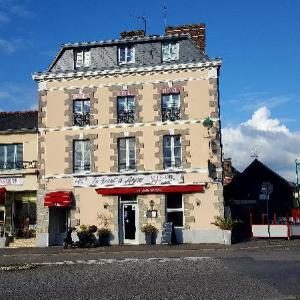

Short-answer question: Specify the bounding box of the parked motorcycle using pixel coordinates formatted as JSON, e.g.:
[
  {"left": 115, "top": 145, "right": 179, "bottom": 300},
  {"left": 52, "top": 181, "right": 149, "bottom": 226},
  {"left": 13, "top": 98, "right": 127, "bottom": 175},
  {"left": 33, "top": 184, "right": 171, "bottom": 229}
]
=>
[{"left": 63, "top": 227, "right": 76, "bottom": 249}]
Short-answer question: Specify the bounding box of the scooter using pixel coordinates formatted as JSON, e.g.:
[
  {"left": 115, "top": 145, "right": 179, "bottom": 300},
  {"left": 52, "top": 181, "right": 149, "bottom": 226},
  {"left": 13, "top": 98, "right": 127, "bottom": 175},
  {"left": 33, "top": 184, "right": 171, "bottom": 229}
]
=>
[{"left": 63, "top": 227, "right": 76, "bottom": 249}]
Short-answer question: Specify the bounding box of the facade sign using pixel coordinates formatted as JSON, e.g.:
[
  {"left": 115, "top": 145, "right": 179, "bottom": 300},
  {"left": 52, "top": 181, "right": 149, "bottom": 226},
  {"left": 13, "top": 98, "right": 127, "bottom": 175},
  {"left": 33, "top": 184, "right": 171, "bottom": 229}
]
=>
[
  {"left": 72, "top": 93, "right": 91, "bottom": 100},
  {"left": 117, "top": 90, "right": 134, "bottom": 97},
  {"left": 0, "top": 177, "right": 24, "bottom": 186},
  {"left": 74, "top": 173, "right": 183, "bottom": 188},
  {"left": 161, "top": 87, "right": 181, "bottom": 94}
]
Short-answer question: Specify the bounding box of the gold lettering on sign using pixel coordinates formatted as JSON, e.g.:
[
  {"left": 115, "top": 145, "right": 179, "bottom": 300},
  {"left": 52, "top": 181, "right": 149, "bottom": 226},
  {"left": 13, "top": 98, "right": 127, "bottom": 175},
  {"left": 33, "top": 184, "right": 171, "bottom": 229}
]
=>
[
  {"left": 117, "top": 90, "right": 134, "bottom": 97},
  {"left": 161, "top": 87, "right": 180, "bottom": 94},
  {"left": 72, "top": 93, "right": 90, "bottom": 100}
]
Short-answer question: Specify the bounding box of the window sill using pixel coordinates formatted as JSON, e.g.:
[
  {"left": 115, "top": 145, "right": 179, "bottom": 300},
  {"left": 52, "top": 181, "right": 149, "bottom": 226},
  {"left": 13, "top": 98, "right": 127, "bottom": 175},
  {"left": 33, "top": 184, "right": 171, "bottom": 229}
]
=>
[{"left": 118, "top": 61, "right": 135, "bottom": 66}]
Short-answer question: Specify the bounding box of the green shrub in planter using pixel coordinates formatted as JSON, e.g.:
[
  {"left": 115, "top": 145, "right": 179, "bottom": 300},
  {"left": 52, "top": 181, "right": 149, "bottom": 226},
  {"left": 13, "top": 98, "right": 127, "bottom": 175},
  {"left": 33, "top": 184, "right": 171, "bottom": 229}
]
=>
[
  {"left": 97, "top": 228, "right": 111, "bottom": 246},
  {"left": 211, "top": 216, "right": 239, "bottom": 230}
]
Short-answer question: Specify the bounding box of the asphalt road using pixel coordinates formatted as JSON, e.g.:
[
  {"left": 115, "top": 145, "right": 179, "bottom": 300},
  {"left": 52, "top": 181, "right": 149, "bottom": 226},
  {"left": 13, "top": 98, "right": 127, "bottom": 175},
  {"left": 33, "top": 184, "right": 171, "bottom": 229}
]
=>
[{"left": 0, "top": 246, "right": 300, "bottom": 299}]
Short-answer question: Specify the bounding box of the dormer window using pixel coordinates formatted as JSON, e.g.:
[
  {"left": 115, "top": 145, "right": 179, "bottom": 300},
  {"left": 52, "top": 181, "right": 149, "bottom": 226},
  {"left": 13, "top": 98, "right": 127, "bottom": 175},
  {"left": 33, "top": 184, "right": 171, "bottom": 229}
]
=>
[
  {"left": 75, "top": 49, "right": 91, "bottom": 68},
  {"left": 162, "top": 42, "right": 179, "bottom": 62},
  {"left": 118, "top": 46, "right": 135, "bottom": 64}
]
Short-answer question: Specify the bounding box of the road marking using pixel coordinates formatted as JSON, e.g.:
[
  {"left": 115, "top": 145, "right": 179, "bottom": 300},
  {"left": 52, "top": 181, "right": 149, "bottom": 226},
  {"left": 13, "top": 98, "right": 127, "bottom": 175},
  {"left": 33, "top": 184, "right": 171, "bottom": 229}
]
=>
[{"left": 36, "top": 256, "right": 211, "bottom": 267}]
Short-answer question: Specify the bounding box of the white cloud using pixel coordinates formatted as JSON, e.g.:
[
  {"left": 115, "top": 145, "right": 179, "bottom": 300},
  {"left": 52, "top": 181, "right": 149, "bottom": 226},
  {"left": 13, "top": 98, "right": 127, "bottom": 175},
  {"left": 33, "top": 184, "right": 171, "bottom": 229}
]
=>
[
  {"left": 0, "top": 82, "right": 37, "bottom": 111},
  {"left": 222, "top": 106, "right": 300, "bottom": 181}
]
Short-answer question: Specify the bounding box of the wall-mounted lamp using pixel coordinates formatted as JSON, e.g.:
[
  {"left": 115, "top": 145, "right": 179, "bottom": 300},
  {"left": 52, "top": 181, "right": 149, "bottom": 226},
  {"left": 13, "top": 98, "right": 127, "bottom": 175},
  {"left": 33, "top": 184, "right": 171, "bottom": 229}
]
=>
[
  {"left": 149, "top": 200, "right": 155, "bottom": 209},
  {"left": 104, "top": 203, "right": 109, "bottom": 209},
  {"left": 196, "top": 199, "right": 201, "bottom": 207}
]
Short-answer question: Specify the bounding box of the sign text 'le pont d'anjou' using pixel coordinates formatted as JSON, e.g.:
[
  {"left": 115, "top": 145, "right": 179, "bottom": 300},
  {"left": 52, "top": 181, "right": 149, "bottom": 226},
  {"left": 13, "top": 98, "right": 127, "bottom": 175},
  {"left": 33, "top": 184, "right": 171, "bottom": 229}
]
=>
[{"left": 74, "top": 173, "right": 184, "bottom": 188}]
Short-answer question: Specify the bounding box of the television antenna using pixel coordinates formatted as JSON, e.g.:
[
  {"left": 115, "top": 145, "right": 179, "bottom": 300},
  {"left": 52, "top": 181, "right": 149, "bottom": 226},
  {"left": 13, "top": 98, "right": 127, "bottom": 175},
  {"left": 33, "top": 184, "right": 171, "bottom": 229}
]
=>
[
  {"left": 250, "top": 147, "right": 259, "bottom": 159},
  {"left": 131, "top": 14, "right": 147, "bottom": 34},
  {"left": 163, "top": 0, "right": 167, "bottom": 30}
]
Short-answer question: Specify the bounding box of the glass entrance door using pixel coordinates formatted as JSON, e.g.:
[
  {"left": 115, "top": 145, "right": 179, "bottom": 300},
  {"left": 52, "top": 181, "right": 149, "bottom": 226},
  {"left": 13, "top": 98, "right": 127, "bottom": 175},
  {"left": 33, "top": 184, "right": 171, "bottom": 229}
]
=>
[
  {"left": 49, "top": 207, "right": 68, "bottom": 245},
  {"left": 121, "top": 202, "right": 138, "bottom": 244}
]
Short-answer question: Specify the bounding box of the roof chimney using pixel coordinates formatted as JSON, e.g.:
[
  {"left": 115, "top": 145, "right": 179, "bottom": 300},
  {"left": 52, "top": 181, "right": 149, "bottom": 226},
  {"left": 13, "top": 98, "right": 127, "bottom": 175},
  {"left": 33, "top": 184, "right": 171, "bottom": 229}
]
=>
[
  {"left": 165, "top": 24, "right": 206, "bottom": 53},
  {"left": 120, "top": 30, "right": 145, "bottom": 39}
]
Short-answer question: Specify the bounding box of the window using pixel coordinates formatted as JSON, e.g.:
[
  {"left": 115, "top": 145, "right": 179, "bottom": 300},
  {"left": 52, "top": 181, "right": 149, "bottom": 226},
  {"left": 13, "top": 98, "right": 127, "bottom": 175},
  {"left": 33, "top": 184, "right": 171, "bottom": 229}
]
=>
[
  {"left": 75, "top": 49, "right": 91, "bottom": 68},
  {"left": 163, "top": 135, "right": 181, "bottom": 169},
  {"left": 118, "top": 46, "right": 135, "bottom": 64},
  {"left": 117, "top": 96, "right": 135, "bottom": 124},
  {"left": 73, "top": 99, "right": 90, "bottom": 126},
  {"left": 0, "top": 144, "right": 23, "bottom": 170},
  {"left": 162, "top": 94, "right": 181, "bottom": 121},
  {"left": 162, "top": 42, "right": 179, "bottom": 62},
  {"left": 73, "top": 140, "right": 91, "bottom": 173},
  {"left": 166, "top": 193, "right": 183, "bottom": 227},
  {"left": 118, "top": 138, "right": 135, "bottom": 172}
]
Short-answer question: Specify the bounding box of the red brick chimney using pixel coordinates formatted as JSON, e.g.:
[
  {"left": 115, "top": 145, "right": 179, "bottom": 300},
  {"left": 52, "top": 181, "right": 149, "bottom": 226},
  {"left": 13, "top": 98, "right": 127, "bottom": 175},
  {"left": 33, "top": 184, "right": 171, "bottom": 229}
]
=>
[{"left": 165, "top": 24, "right": 206, "bottom": 53}]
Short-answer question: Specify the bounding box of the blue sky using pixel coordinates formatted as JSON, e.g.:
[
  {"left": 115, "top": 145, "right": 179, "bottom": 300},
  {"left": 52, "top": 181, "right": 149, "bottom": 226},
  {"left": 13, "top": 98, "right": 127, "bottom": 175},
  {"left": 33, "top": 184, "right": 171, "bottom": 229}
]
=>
[{"left": 0, "top": 0, "right": 299, "bottom": 178}]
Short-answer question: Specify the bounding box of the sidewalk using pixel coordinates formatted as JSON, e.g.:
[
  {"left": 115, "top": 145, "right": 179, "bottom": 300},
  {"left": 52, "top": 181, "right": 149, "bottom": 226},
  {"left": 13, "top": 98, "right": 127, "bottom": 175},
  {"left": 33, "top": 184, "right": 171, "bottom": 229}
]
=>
[{"left": 0, "top": 238, "right": 299, "bottom": 257}]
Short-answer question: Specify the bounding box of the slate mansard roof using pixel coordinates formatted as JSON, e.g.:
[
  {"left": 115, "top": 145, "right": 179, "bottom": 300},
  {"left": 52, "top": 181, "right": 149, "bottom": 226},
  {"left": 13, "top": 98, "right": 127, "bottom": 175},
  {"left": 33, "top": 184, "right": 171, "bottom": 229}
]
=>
[
  {"left": 33, "top": 30, "right": 218, "bottom": 80},
  {"left": 0, "top": 111, "right": 38, "bottom": 132}
]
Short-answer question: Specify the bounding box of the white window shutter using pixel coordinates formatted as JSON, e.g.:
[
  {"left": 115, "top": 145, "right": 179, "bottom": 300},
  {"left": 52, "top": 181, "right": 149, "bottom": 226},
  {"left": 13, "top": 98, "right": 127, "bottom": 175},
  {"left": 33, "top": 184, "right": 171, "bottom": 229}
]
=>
[
  {"left": 76, "top": 51, "right": 83, "bottom": 68},
  {"left": 84, "top": 50, "right": 91, "bottom": 67}
]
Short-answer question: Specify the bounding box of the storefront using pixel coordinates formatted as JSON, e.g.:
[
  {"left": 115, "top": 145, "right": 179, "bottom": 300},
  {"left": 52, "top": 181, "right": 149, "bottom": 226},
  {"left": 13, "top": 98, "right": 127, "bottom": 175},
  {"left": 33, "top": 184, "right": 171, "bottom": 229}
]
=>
[{"left": 44, "top": 191, "right": 72, "bottom": 245}]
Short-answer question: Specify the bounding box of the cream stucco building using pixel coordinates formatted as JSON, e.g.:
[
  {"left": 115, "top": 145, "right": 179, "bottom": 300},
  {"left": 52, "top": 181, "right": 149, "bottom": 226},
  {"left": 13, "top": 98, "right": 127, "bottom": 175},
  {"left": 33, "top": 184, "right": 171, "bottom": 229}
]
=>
[
  {"left": 0, "top": 111, "right": 38, "bottom": 240},
  {"left": 33, "top": 24, "right": 224, "bottom": 246}
]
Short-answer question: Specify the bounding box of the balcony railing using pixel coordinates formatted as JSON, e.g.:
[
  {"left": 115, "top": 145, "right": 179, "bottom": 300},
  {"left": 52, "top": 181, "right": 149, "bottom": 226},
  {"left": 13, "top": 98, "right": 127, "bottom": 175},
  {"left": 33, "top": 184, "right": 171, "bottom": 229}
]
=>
[
  {"left": 162, "top": 107, "right": 181, "bottom": 122},
  {"left": 117, "top": 111, "right": 135, "bottom": 124},
  {"left": 0, "top": 160, "right": 37, "bottom": 170},
  {"left": 73, "top": 164, "right": 91, "bottom": 173},
  {"left": 73, "top": 113, "right": 90, "bottom": 127}
]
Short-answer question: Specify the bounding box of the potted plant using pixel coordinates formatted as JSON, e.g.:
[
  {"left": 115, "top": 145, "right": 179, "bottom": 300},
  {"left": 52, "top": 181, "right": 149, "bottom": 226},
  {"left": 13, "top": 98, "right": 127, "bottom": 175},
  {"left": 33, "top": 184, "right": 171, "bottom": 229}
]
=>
[
  {"left": 77, "top": 225, "right": 97, "bottom": 248},
  {"left": 97, "top": 228, "right": 111, "bottom": 246},
  {"left": 211, "top": 216, "right": 239, "bottom": 245},
  {"left": 141, "top": 224, "right": 158, "bottom": 245}
]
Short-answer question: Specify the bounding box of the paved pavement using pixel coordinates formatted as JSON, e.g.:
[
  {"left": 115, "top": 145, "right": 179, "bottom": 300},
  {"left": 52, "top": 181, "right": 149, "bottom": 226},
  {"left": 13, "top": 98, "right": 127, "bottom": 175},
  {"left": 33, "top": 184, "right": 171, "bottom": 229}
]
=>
[{"left": 0, "top": 240, "right": 300, "bottom": 299}]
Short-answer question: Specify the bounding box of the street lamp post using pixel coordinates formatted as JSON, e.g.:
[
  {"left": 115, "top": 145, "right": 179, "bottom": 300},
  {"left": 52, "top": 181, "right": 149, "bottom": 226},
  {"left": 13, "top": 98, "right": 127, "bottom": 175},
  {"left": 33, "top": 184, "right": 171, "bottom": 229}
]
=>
[{"left": 296, "top": 159, "right": 300, "bottom": 207}]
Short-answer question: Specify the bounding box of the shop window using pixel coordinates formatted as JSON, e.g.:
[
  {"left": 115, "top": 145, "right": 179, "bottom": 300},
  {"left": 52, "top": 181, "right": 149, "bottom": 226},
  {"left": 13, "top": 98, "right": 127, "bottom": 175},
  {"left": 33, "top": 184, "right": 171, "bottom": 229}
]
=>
[
  {"left": 117, "top": 96, "right": 135, "bottom": 124},
  {"left": 166, "top": 193, "right": 183, "bottom": 227},
  {"left": 118, "top": 137, "right": 136, "bottom": 172},
  {"left": 75, "top": 48, "right": 91, "bottom": 68},
  {"left": 163, "top": 135, "right": 181, "bottom": 169},
  {"left": 162, "top": 42, "right": 179, "bottom": 62},
  {"left": 0, "top": 144, "right": 23, "bottom": 170},
  {"left": 73, "top": 140, "right": 91, "bottom": 173},
  {"left": 118, "top": 46, "right": 135, "bottom": 64},
  {"left": 162, "top": 93, "right": 181, "bottom": 121},
  {"left": 73, "top": 99, "right": 90, "bottom": 126}
]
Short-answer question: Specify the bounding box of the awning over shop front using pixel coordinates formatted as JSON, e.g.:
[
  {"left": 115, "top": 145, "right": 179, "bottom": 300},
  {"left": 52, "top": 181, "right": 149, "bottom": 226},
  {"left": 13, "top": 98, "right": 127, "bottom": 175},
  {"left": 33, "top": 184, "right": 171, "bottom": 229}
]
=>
[
  {"left": 0, "top": 187, "right": 6, "bottom": 204},
  {"left": 96, "top": 184, "right": 205, "bottom": 196},
  {"left": 44, "top": 191, "right": 72, "bottom": 207}
]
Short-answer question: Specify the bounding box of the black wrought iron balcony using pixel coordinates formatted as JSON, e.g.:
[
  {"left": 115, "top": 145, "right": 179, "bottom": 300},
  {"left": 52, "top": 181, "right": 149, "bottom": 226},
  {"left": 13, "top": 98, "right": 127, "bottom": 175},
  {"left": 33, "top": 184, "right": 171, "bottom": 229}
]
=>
[
  {"left": 117, "top": 110, "right": 135, "bottom": 124},
  {"left": 73, "top": 164, "right": 91, "bottom": 173},
  {"left": 162, "top": 107, "right": 181, "bottom": 122},
  {"left": 0, "top": 160, "right": 37, "bottom": 170},
  {"left": 73, "top": 113, "right": 90, "bottom": 127}
]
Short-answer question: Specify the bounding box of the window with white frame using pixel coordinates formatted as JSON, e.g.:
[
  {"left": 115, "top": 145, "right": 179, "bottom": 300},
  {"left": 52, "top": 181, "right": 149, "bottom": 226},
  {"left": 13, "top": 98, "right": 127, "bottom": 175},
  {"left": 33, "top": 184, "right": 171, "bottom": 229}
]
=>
[
  {"left": 75, "top": 49, "right": 91, "bottom": 68},
  {"left": 118, "top": 137, "right": 136, "bottom": 172},
  {"left": 73, "top": 140, "right": 91, "bottom": 173},
  {"left": 163, "top": 135, "right": 181, "bottom": 169},
  {"left": 73, "top": 99, "right": 91, "bottom": 126},
  {"left": 162, "top": 42, "right": 179, "bottom": 62},
  {"left": 118, "top": 46, "right": 135, "bottom": 64},
  {"left": 0, "top": 144, "right": 23, "bottom": 170},
  {"left": 117, "top": 96, "right": 135, "bottom": 124},
  {"left": 165, "top": 193, "right": 183, "bottom": 227},
  {"left": 162, "top": 93, "right": 181, "bottom": 121}
]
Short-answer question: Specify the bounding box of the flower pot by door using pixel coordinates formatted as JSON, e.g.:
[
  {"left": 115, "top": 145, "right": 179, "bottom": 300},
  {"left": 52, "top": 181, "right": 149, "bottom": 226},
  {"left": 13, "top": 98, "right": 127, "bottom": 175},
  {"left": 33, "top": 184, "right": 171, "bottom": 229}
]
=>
[
  {"left": 223, "top": 230, "right": 232, "bottom": 245},
  {"left": 145, "top": 233, "right": 156, "bottom": 245}
]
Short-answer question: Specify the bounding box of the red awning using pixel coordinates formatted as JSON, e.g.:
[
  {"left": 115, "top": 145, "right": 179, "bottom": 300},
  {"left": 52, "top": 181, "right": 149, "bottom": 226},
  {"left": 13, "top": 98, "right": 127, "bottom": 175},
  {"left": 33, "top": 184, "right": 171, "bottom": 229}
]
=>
[
  {"left": 0, "top": 187, "right": 6, "bottom": 204},
  {"left": 44, "top": 191, "right": 72, "bottom": 208},
  {"left": 96, "top": 184, "right": 205, "bottom": 196}
]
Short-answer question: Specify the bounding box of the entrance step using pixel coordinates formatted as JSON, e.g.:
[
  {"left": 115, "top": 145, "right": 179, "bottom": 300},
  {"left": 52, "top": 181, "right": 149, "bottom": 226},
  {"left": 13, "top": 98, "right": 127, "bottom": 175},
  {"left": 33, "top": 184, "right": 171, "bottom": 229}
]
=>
[{"left": 8, "top": 238, "right": 36, "bottom": 248}]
